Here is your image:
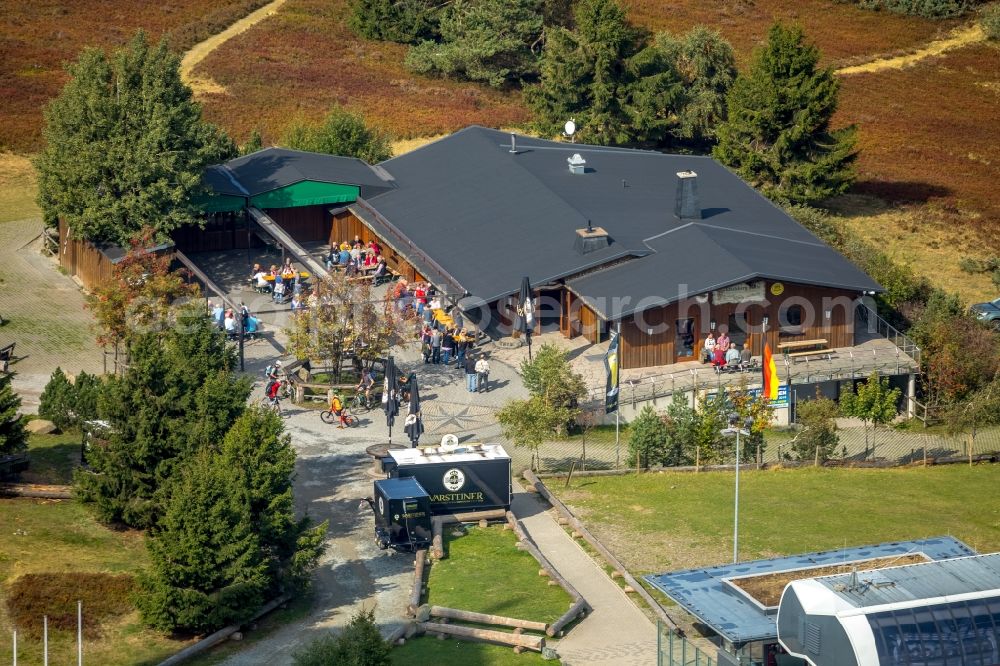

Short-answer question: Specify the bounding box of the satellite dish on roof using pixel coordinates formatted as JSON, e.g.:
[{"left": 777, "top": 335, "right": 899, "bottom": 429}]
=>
[{"left": 564, "top": 119, "right": 576, "bottom": 136}]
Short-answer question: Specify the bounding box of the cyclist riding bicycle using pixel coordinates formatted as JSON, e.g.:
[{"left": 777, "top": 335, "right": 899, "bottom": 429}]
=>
[
  {"left": 265, "top": 377, "right": 282, "bottom": 409},
  {"left": 330, "top": 392, "right": 349, "bottom": 429},
  {"left": 355, "top": 368, "right": 375, "bottom": 408},
  {"left": 265, "top": 360, "right": 282, "bottom": 382}
]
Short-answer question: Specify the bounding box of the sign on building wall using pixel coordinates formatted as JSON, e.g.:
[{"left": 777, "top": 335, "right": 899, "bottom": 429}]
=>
[
  {"left": 712, "top": 281, "right": 766, "bottom": 305},
  {"left": 705, "top": 384, "right": 789, "bottom": 408}
]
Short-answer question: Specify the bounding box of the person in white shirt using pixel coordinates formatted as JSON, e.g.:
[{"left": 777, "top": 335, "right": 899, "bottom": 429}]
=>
[
  {"left": 475, "top": 356, "right": 490, "bottom": 393},
  {"left": 254, "top": 270, "right": 269, "bottom": 292},
  {"left": 703, "top": 332, "right": 716, "bottom": 363}
]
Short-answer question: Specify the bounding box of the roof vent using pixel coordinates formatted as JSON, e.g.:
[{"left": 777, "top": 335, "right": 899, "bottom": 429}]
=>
[
  {"left": 575, "top": 223, "right": 610, "bottom": 254},
  {"left": 568, "top": 153, "right": 587, "bottom": 174},
  {"left": 674, "top": 170, "right": 702, "bottom": 220}
]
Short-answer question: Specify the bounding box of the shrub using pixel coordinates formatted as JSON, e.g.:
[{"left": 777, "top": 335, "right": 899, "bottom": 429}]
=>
[
  {"left": 5, "top": 573, "right": 135, "bottom": 639},
  {"left": 0, "top": 373, "right": 27, "bottom": 455},
  {"left": 850, "top": 0, "right": 983, "bottom": 18},
  {"left": 39, "top": 367, "right": 76, "bottom": 430},
  {"left": 791, "top": 391, "right": 840, "bottom": 461},
  {"left": 626, "top": 405, "right": 668, "bottom": 468},
  {"left": 281, "top": 106, "right": 392, "bottom": 163},
  {"left": 983, "top": 4, "right": 1000, "bottom": 40},
  {"left": 292, "top": 608, "right": 391, "bottom": 666}
]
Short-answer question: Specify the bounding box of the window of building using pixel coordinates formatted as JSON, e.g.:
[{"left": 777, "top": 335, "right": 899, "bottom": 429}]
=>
[{"left": 780, "top": 304, "right": 804, "bottom": 336}]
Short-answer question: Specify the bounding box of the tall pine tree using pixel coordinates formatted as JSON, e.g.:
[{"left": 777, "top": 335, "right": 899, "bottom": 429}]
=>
[
  {"left": 36, "top": 31, "right": 234, "bottom": 245},
  {"left": 0, "top": 374, "right": 27, "bottom": 456},
  {"left": 75, "top": 309, "right": 252, "bottom": 528},
  {"left": 137, "top": 449, "right": 269, "bottom": 634},
  {"left": 713, "top": 23, "right": 857, "bottom": 204}
]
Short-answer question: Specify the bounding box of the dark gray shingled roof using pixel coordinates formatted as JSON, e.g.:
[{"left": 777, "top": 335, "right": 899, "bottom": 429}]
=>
[
  {"left": 216, "top": 147, "right": 395, "bottom": 199},
  {"left": 368, "top": 126, "right": 881, "bottom": 311}
]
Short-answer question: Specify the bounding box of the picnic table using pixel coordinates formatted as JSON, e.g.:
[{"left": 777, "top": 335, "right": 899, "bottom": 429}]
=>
[
  {"left": 777, "top": 338, "right": 830, "bottom": 359},
  {"left": 433, "top": 308, "right": 454, "bottom": 328},
  {"left": 264, "top": 271, "right": 310, "bottom": 282}
]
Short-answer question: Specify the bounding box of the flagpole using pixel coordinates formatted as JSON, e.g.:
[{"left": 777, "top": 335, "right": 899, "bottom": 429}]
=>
[{"left": 614, "top": 322, "right": 621, "bottom": 469}]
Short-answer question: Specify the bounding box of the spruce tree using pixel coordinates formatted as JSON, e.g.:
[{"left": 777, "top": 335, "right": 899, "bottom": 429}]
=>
[
  {"left": 713, "top": 23, "right": 856, "bottom": 204},
  {"left": 0, "top": 374, "right": 27, "bottom": 456},
  {"left": 405, "top": 0, "right": 544, "bottom": 88},
  {"left": 35, "top": 31, "right": 234, "bottom": 244},
  {"left": 38, "top": 367, "right": 76, "bottom": 430},
  {"left": 219, "top": 407, "right": 327, "bottom": 592},
  {"left": 75, "top": 309, "right": 251, "bottom": 528},
  {"left": 137, "top": 449, "right": 269, "bottom": 634}
]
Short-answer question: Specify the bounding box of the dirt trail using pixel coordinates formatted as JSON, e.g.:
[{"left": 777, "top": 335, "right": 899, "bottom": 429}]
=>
[
  {"left": 837, "top": 24, "right": 985, "bottom": 76},
  {"left": 179, "top": 0, "right": 289, "bottom": 95}
]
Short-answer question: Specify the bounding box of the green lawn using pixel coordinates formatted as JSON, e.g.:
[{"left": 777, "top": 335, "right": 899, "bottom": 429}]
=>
[
  {"left": 392, "top": 526, "right": 570, "bottom": 665},
  {"left": 0, "top": 498, "right": 193, "bottom": 665},
  {"left": 21, "top": 431, "right": 81, "bottom": 484},
  {"left": 426, "top": 526, "right": 572, "bottom": 622},
  {"left": 553, "top": 465, "right": 1000, "bottom": 574}
]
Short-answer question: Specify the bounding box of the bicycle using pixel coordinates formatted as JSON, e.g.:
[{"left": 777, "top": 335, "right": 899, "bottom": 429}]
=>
[
  {"left": 349, "top": 391, "right": 374, "bottom": 413},
  {"left": 320, "top": 408, "right": 356, "bottom": 427},
  {"left": 259, "top": 395, "right": 282, "bottom": 416}
]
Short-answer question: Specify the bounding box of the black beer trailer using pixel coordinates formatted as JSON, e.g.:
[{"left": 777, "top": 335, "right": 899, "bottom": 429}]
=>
[
  {"left": 383, "top": 444, "right": 512, "bottom": 515},
  {"left": 365, "top": 477, "right": 432, "bottom": 553}
]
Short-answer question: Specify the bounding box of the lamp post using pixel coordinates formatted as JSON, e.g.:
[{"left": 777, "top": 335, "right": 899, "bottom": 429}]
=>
[{"left": 722, "top": 413, "right": 753, "bottom": 564}]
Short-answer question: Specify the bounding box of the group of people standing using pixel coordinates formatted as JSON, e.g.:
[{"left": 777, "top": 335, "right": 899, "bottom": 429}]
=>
[
  {"left": 419, "top": 324, "right": 490, "bottom": 393},
  {"left": 211, "top": 301, "right": 260, "bottom": 339}
]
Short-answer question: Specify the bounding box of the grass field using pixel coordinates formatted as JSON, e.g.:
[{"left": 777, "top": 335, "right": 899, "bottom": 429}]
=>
[
  {"left": 391, "top": 526, "right": 570, "bottom": 665},
  {"left": 553, "top": 464, "right": 1000, "bottom": 575},
  {"left": 20, "top": 431, "right": 81, "bottom": 485},
  {"left": 622, "top": 0, "right": 956, "bottom": 67},
  {"left": 0, "top": 498, "right": 193, "bottom": 664},
  {"left": 192, "top": 0, "right": 531, "bottom": 144}
]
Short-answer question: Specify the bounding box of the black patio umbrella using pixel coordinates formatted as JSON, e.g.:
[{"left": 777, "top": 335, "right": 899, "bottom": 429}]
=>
[
  {"left": 404, "top": 372, "right": 423, "bottom": 448},
  {"left": 516, "top": 276, "right": 535, "bottom": 359},
  {"left": 383, "top": 355, "right": 399, "bottom": 443}
]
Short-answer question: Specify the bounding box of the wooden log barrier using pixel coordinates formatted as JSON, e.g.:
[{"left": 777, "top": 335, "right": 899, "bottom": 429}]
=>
[
  {"left": 505, "top": 511, "right": 584, "bottom": 605},
  {"left": 408, "top": 549, "right": 427, "bottom": 615},
  {"left": 430, "top": 509, "right": 508, "bottom": 559},
  {"left": 548, "top": 598, "right": 588, "bottom": 638},
  {"left": 0, "top": 483, "right": 73, "bottom": 499},
  {"left": 417, "top": 622, "right": 545, "bottom": 651},
  {"left": 430, "top": 606, "right": 547, "bottom": 633}
]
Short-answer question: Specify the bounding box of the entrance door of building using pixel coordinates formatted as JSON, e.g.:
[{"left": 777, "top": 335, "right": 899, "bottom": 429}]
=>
[{"left": 674, "top": 316, "right": 698, "bottom": 362}]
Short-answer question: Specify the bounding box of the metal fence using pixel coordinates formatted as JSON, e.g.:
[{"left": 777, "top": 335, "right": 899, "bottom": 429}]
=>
[
  {"left": 511, "top": 424, "right": 1000, "bottom": 474},
  {"left": 658, "top": 621, "right": 717, "bottom": 666}
]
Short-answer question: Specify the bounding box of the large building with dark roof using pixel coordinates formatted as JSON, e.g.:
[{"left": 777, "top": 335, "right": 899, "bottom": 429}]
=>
[{"left": 190, "top": 126, "right": 882, "bottom": 369}]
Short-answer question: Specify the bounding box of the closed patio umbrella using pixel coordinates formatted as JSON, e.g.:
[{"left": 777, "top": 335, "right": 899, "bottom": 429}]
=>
[
  {"left": 404, "top": 372, "right": 423, "bottom": 448},
  {"left": 383, "top": 355, "right": 399, "bottom": 443},
  {"left": 515, "top": 276, "right": 535, "bottom": 360}
]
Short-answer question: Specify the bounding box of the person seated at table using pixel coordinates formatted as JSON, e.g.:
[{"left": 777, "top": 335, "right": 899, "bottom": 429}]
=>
[
  {"left": 325, "top": 248, "right": 339, "bottom": 270},
  {"left": 249, "top": 263, "right": 261, "bottom": 280},
  {"left": 344, "top": 257, "right": 358, "bottom": 277},
  {"left": 282, "top": 257, "right": 293, "bottom": 275},
  {"left": 702, "top": 332, "right": 716, "bottom": 363},
  {"left": 716, "top": 329, "right": 731, "bottom": 354},
  {"left": 224, "top": 310, "right": 237, "bottom": 338},
  {"left": 338, "top": 246, "right": 351, "bottom": 266},
  {"left": 712, "top": 344, "right": 726, "bottom": 368},
  {"left": 269, "top": 264, "right": 279, "bottom": 277},
  {"left": 367, "top": 239, "right": 381, "bottom": 255},
  {"left": 725, "top": 343, "right": 740, "bottom": 367},
  {"left": 364, "top": 250, "right": 378, "bottom": 268},
  {"left": 254, "top": 268, "right": 270, "bottom": 293},
  {"left": 740, "top": 343, "right": 752, "bottom": 369},
  {"left": 371, "top": 257, "right": 388, "bottom": 283},
  {"left": 350, "top": 244, "right": 361, "bottom": 263}
]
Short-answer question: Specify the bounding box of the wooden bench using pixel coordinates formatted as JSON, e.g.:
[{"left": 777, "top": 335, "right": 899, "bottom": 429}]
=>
[
  {"left": 0, "top": 343, "right": 15, "bottom": 373},
  {"left": 778, "top": 338, "right": 830, "bottom": 361}
]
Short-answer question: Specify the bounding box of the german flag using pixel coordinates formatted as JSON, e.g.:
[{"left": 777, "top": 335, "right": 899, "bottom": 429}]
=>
[{"left": 762, "top": 342, "right": 779, "bottom": 401}]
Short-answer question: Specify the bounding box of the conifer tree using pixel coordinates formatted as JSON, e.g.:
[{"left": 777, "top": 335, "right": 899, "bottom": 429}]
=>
[
  {"left": 36, "top": 31, "right": 234, "bottom": 244},
  {"left": 39, "top": 367, "right": 76, "bottom": 430},
  {"left": 75, "top": 309, "right": 252, "bottom": 528},
  {"left": 713, "top": 23, "right": 856, "bottom": 204},
  {"left": 282, "top": 106, "right": 392, "bottom": 163},
  {"left": 219, "top": 408, "right": 327, "bottom": 592},
  {"left": 0, "top": 374, "right": 27, "bottom": 456},
  {"left": 137, "top": 449, "right": 269, "bottom": 634}
]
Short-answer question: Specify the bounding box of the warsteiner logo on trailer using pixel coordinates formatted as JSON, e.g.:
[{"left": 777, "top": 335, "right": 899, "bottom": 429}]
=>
[{"left": 385, "top": 443, "right": 512, "bottom": 514}]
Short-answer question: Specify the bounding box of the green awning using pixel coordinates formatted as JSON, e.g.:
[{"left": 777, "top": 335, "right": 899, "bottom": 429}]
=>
[
  {"left": 195, "top": 193, "right": 246, "bottom": 213},
  {"left": 250, "top": 181, "right": 359, "bottom": 209}
]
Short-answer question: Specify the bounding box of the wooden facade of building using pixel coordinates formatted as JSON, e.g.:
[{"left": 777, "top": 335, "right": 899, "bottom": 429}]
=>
[
  {"left": 330, "top": 210, "right": 425, "bottom": 283},
  {"left": 58, "top": 219, "right": 116, "bottom": 289}
]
